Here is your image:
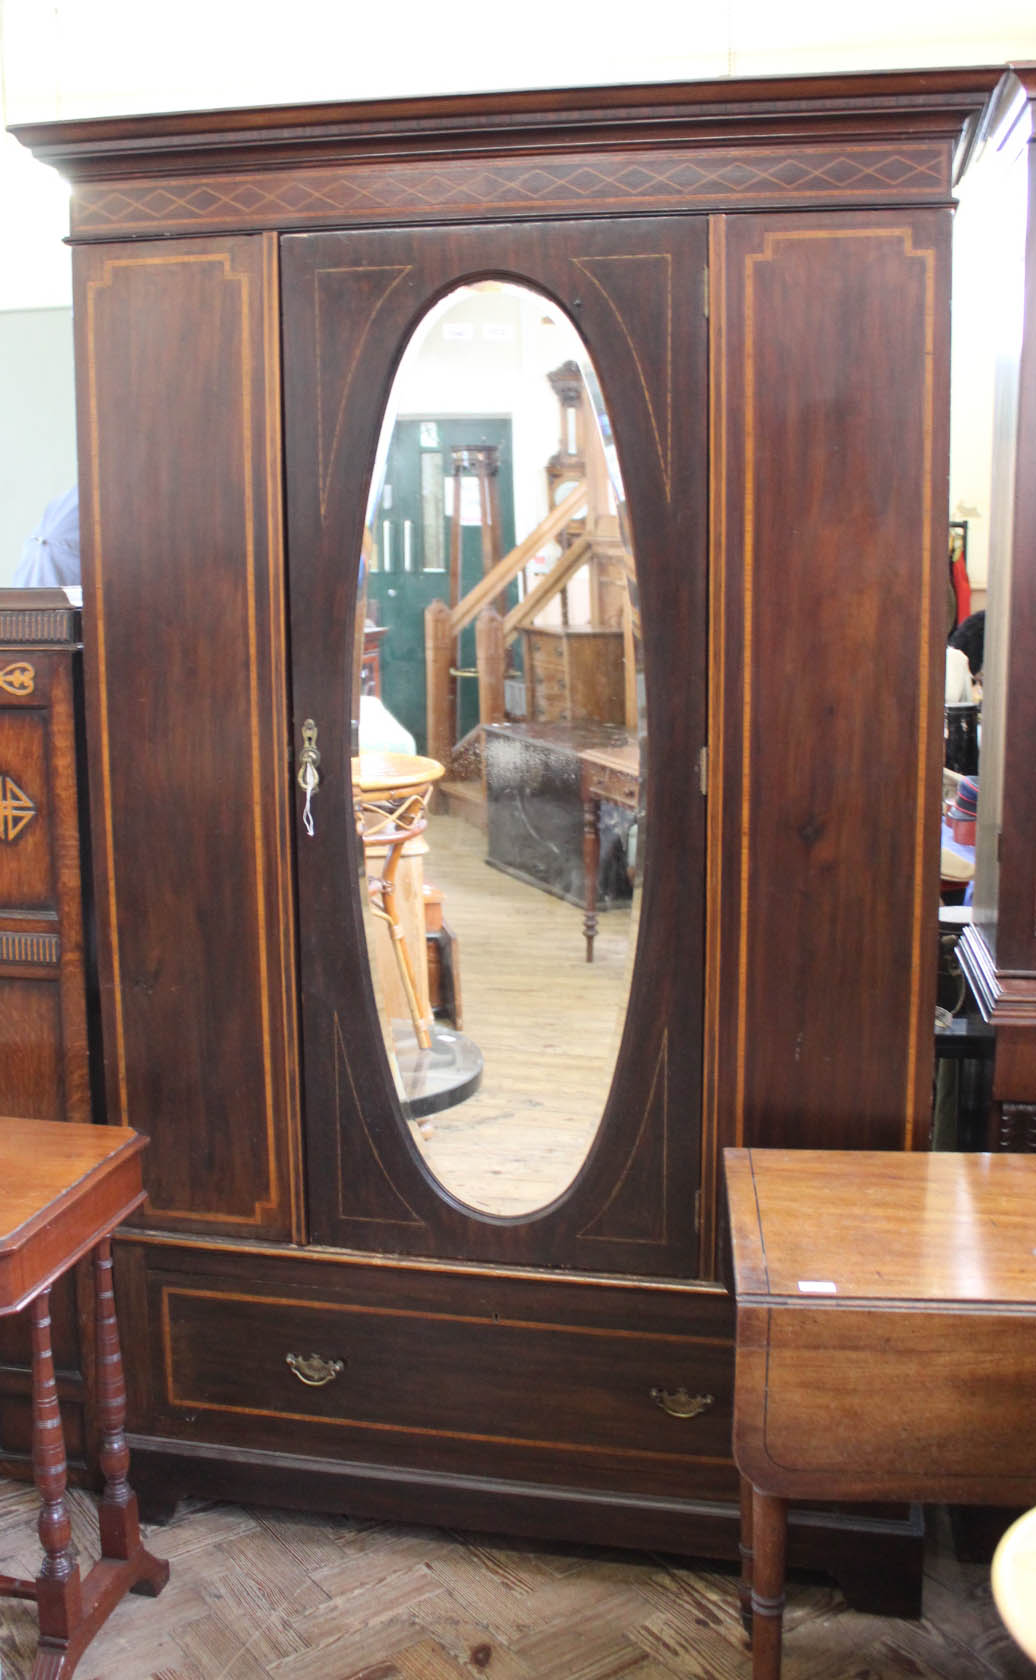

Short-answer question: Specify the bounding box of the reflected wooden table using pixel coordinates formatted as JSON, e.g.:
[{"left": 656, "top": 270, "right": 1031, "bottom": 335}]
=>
[
  {"left": 724, "top": 1148, "right": 1036, "bottom": 1680},
  {"left": 352, "top": 752, "right": 445, "bottom": 1049},
  {"left": 578, "top": 741, "right": 638, "bottom": 962},
  {"left": 0, "top": 1117, "right": 168, "bottom": 1679}
]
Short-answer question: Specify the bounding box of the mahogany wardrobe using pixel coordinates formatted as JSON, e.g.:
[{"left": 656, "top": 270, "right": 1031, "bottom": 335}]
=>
[{"left": 9, "top": 65, "right": 1035, "bottom": 1612}]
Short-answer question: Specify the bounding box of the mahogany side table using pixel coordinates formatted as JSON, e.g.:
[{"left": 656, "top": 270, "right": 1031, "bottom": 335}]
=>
[
  {"left": 0, "top": 1117, "right": 169, "bottom": 1679},
  {"left": 725, "top": 1147, "right": 1036, "bottom": 1680}
]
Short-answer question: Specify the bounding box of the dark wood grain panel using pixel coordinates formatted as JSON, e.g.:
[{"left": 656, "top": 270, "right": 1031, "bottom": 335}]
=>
[
  {"left": 0, "top": 710, "right": 51, "bottom": 907},
  {"left": 74, "top": 236, "right": 300, "bottom": 1239},
  {"left": 0, "top": 982, "right": 64, "bottom": 1119},
  {"left": 707, "top": 211, "right": 949, "bottom": 1188},
  {"left": 282, "top": 216, "right": 708, "bottom": 1276}
]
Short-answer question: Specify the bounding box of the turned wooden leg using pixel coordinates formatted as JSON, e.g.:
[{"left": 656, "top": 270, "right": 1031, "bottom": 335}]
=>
[
  {"left": 93, "top": 1239, "right": 169, "bottom": 1597},
  {"left": 94, "top": 1237, "right": 138, "bottom": 1562},
  {"left": 738, "top": 1473, "right": 755, "bottom": 1637},
  {"left": 583, "top": 793, "right": 600, "bottom": 962},
  {"left": 30, "top": 1288, "right": 83, "bottom": 1647},
  {"left": 750, "top": 1488, "right": 788, "bottom": 1680}
]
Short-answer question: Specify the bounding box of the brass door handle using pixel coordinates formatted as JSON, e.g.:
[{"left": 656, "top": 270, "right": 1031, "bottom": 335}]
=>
[
  {"left": 285, "top": 1351, "right": 344, "bottom": 1387},
  {"left": 650, "top": 1386, "right": 714, "bottom": 1419}
]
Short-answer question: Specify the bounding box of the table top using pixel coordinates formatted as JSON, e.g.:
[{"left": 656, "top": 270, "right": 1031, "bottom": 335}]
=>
[
  {"left": 579, "top": 741, "right": 640, "bottom": 778},
  {"left": 992, "top": 1507, "right": 1036, "bottom": 1662},
  {"left": 351, "top": 752, "right": 444, "bottom": 795},
  {"left": 0, "top": 1117, "right": 148, "bottom": 1313},
  {"left": 725, "top": 1148, "right": 1036, "bottom": 1306},
  {"left": 727, "top": 1150, "right": 1036, "bottom": 1507}
]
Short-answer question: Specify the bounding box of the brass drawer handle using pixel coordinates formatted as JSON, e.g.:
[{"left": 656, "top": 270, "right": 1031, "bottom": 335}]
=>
[
  {"left": 650, "top": 1386, "right": 714, "bottom": 1419},
  {"left": 286, "top": 1351, "right": 344, "bottom": 1387}
]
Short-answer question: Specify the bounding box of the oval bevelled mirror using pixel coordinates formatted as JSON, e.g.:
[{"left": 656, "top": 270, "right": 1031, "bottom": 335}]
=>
[{"left": 353, "top": 281, "right": 645, "bottom": 1217}]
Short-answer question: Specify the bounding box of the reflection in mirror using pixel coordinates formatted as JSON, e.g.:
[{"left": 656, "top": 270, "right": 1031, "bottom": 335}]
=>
[{"left": 355, "top": 281, "right": 645, "bottom": 1216}]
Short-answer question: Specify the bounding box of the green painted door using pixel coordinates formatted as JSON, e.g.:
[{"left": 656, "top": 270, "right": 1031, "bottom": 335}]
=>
[{"left": 366, "top": 416, "right": 515, "bottom": 753}]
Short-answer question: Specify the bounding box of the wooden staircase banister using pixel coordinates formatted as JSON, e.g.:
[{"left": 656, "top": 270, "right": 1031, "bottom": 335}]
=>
[
  {"left": 447, "top": 481, "right": 587, "bottom": 638},
  {"left": 501, "top": 533, "right": 594, "bottom": 643}
]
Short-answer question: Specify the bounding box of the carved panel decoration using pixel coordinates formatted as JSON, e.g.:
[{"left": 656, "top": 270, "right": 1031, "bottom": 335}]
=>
[
  {"left": 0, "top": 663, "right": 36, "bottom": 697},
  {"left": 0, "top": 931, "right": 61, "bottom": 966},
  {"left": 0, "top": 774, "right": 37, "bottom": 843}
]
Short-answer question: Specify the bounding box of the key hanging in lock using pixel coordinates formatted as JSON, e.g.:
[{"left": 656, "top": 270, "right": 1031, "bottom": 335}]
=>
[{"left": 297, "top": 719, "right": 321, "bottom": 835}]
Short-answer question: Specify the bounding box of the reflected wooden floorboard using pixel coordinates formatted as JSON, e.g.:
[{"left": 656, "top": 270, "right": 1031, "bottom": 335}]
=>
[
  {"left": 0, "top": 1489, "right": 1027, "bottom": 1680},
  {"left": 403, "top": 811, "right": 635, "bottom": 1215}
]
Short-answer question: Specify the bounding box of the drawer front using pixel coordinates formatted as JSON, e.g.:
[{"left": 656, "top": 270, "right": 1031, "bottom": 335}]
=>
[{"left": 144, "top": 1251, "right": 737, "bottom": 1501}]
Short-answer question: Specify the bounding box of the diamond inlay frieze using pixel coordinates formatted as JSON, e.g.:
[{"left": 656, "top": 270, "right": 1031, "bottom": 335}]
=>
[{"left": 73, "top": 142, "right": 950, "bottom": 237}]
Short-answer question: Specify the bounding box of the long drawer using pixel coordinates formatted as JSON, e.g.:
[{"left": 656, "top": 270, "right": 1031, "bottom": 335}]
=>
[{"left": 130, "top": 1241, "right": 737, "bottom": 1503}]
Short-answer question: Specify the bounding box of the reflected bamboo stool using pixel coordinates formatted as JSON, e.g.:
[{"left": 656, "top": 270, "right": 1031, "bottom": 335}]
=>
[{"left": 352, "top": 752, "right": 445, "bottom": 1050}]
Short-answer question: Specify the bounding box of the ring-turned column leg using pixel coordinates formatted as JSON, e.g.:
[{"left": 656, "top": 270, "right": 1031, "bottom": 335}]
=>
[
  {"left": 582, "top": 792, "right": 600, "bottom": 962},
  {"left": 738, "top": 1473, "right": 755, "bottom": 1637},
  {"left": 750, "top": 1487, "right": 788, "bottom": 1680},
  {"left": 94, "top": 1238, "right": 169, "bottom": 1597},
  {"left": 30, "top": 1286, "right": 82, "bottom": 1661}
]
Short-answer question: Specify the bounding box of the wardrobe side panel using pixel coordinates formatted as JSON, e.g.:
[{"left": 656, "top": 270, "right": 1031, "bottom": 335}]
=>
[
  {"left": 996, "top": 139, "right": 1036, "bottom": 981},
  {"left": 74, "top": 237, "right": 301, "bottom": 1240},
  {"left": 707, "top": 210, "right": 949, "bottom": 1174}
]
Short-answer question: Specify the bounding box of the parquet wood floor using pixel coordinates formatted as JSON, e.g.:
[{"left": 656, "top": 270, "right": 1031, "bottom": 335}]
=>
[{"left": 0, "top": 1487, "right": 1029, "bottom": 1679}]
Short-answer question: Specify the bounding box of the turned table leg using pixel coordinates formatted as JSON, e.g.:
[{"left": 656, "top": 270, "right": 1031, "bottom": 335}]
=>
[
  {"left": 30, "top": 1288, "right": 83, "bottom": 1650},
  {"left": 738, "top": 1472, "right": 755, "bottom": 1636},
  {"left": 582, "top": 792, "right": 600, "bottom": 962},
  {"left": 750, "top": 1487, "right": 788, "bottom": 1680},
  {"left": 93, "top": 1238, "right": 170, "bottom": 1597}
]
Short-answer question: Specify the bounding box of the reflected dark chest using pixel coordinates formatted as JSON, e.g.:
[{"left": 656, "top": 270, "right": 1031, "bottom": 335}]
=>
[{"left": 484, "top": 721, "right": 637, "bottom": 909}]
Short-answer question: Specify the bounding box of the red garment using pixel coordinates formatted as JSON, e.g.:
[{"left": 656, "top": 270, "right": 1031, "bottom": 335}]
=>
[{"left": 950, "top": 551, "right": 971, "bottom": 628}]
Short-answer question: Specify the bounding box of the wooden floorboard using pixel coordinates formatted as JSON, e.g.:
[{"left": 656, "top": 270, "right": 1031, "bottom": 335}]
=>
[
  {"left": 0, "top": 1490, "right": 1029, "bottom": 1679},
  {"left": 375, "top": 810, "right": 636, "bottom": 1217}
]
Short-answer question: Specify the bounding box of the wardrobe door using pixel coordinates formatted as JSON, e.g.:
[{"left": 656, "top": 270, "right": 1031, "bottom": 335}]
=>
[
  {"left": 75, "top": 236, "right": 302, "bottom": 1242},
  {"left": 703, "top": 209, "right": 950, "bottom": 1254},
  {"left": 282, "top": 217, "right": 709, "bottom": 1276}
]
